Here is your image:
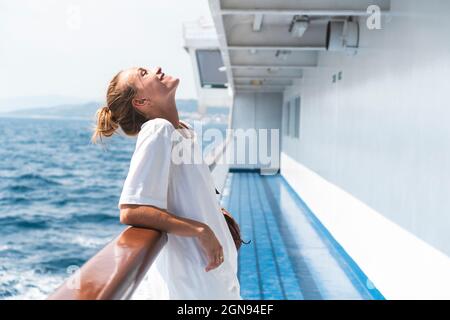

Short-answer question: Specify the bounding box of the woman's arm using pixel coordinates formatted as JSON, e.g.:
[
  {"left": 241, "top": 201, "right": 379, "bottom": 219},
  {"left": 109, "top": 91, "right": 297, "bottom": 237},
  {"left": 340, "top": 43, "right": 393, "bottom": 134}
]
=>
[
  {"left": 120, "top": 204, "right": 224, "bottom": 272},
  {"left": 120, "top": 204, "right": 206, "bottom": 236}
]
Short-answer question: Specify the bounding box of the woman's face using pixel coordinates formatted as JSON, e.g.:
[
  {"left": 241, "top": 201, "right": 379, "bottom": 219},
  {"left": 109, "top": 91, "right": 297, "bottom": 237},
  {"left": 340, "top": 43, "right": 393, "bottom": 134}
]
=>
[{"left": 120, "top": 66, "right": 180, "bottom": 118}]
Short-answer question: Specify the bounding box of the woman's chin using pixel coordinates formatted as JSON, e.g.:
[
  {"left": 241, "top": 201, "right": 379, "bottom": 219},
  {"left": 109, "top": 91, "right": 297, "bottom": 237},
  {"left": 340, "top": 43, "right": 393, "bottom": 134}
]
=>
[
  {"left": 169, "top": 77, "right": 180, "bottom": 91},
  {"left": 164, "top": 76, "right": 179, "bottom": 87}
]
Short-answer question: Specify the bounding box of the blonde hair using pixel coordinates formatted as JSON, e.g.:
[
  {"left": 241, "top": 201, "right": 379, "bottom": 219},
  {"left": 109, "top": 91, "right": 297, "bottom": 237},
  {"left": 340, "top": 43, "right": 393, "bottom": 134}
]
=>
[{"left": 91, "top": 70, "right": 148, "bottom": 144}]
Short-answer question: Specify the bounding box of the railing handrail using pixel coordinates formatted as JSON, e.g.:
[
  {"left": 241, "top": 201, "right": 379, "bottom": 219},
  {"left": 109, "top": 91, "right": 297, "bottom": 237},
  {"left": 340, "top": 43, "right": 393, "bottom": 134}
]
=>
[
  {"left": 47, "top": 227, "right": 167, "bottom": 300},
  {"left": 206, "top": 132, "right": 232, "bottom": 171}
]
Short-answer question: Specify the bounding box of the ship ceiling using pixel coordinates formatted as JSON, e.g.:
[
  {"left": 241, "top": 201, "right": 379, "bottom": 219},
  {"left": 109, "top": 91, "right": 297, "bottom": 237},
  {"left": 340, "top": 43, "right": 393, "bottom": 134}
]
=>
[{"left": 209, "top": 0, "right": 390, "bottom": 93}]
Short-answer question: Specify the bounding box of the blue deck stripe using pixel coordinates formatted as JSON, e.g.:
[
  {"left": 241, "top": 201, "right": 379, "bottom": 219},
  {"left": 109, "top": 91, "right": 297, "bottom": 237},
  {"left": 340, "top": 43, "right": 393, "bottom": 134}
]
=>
[
  {"left": 260, "top": 175, "right": 323, "bottom": 299},
  {"left": 245, "top": 173, "right": 265, "bottom": 299},
  {"left": 237, "top": 173, "right": 262, "bottom": 299},
  {"left": 248, "top": 173, "right": 286, "bottom": 299},
  {"left": 251, "top": 172, "right": 287, "bottom": 299},
  {"left": 277, "top": 176, "right": 385, "bottom": 300},
  {"left": 253, "top": 174, "right": 304, "bottom": 300},
  {"left": 220, "top": 171, "right": 384, "bottom": 300}
]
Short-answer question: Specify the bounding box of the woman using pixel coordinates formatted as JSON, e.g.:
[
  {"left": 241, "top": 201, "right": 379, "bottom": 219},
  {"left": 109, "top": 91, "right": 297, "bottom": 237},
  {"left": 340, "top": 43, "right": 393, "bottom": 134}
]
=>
[{"left": 91, "top": 66, "right": 242, "bottom": 300}]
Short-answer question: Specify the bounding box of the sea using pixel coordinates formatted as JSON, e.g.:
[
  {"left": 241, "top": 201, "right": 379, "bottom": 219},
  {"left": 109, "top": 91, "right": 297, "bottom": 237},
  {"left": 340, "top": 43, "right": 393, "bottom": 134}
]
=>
[{"left": 0, "top": 114, "right": 228, "bottom": 299}]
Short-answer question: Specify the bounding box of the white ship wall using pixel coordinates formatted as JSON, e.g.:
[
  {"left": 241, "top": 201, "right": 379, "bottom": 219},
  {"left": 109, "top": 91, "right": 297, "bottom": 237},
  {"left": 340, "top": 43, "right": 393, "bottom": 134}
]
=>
[
  {"left": 281, "top": 0, "right": 450, "bottom": 298},
  {"left": 230, "top": 92, "right": 282, "bottom": 170}
]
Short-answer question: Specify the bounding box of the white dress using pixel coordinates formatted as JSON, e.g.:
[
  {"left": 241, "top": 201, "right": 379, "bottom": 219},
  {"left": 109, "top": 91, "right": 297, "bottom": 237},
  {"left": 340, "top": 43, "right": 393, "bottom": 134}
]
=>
[{"left": 118, "top": 117, "right": 242, "bottom": 300}]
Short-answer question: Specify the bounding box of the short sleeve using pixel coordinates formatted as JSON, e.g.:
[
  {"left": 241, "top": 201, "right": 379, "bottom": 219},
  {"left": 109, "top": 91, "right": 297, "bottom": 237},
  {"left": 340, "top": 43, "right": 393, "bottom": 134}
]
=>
[{"left": 118, "top": 118, "right": 175, "bottom": 210}]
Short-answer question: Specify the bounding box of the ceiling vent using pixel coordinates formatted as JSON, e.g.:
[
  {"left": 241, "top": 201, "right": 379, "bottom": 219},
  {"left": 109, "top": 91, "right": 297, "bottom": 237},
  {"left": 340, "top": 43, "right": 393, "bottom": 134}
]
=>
[
  {"left": 289, "top": 15, "right": 310, "bottom": 38},
  {"left": 326, "top": 20, "right": 359, "bottom": 55}
]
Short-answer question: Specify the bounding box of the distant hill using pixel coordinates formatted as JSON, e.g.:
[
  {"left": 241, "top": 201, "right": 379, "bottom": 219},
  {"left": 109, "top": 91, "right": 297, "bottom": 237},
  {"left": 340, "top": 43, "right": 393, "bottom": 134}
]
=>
[
  {"left": 0, "top": 99, "right": 199, "bottom": 120},
  {"left": 0, "top": 95, "right": 90, "bottom": 113}
]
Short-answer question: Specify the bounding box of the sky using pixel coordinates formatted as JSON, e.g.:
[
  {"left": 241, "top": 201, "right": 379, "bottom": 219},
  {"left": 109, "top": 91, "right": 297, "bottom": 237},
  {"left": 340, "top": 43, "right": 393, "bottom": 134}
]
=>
[{"left": 0, "top": 0, "right": 213, "bottom": 110}]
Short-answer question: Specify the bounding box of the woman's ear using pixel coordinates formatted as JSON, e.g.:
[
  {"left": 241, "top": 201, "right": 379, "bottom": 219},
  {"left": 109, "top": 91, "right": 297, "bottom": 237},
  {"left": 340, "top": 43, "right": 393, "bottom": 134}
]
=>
[
  {"left": 132, "top": 98, "right": 153, "bottom": 118},
  {"left": 132, "top": 98, "right": 146, "bottom": 108}
]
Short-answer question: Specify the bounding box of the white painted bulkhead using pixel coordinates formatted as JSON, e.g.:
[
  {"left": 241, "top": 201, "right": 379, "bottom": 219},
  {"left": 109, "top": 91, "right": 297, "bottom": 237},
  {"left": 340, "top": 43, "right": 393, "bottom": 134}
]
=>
[
  {"left": 230, "top": 92, "right": 282, "bottom": 171},
  {"left": 281, "top": 0, "right": 450, "bottom": 299}
]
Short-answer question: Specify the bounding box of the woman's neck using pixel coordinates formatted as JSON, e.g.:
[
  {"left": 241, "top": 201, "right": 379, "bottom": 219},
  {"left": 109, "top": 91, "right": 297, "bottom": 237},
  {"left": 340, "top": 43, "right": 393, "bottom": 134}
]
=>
[
  {"left": 168, "top": 101, "right": 180, "bottom": 129},
  {"left": 163, "top": 110, "right": 179, "bottom": 130}
]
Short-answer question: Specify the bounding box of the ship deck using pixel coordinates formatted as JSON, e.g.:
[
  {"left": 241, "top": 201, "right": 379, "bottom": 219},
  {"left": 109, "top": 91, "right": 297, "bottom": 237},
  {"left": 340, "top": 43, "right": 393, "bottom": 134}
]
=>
[{"left": 220, "top": 171, "right": 384, "bottom": 300}]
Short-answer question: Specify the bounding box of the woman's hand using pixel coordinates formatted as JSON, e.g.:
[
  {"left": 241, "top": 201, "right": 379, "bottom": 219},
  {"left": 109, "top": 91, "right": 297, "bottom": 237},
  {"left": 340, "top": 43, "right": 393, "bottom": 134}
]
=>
[{"left": 197, "top": 224, "right": 224, "bottom": 272}]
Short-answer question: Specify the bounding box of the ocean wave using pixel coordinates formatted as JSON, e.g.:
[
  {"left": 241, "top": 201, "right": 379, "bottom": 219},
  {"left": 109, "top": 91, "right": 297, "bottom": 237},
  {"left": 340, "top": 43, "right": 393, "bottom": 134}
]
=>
[
  {"left": 67, "top": 213, "right": 118, "bottom": 224},
  {"left": 4, "top": 185, "right": 35, "bottom": 193},
  {"left": 69, "top": 235, "right": 109, "bottom": 249},
  {"left": 0, "top": 196, "right": 33, "bottom": 205},
  {"left": 0, "top": 267, "right": 65, "bottom": 300},
  {"left": 0, "top": 216, "right": 50, "bottom": 230},
  {"left": 37, "top": 257, "right": 87, "bottom": 274},
  {"left": 48, "top": 195, "right": 117, "bottom": 207},
  {"left": 15, "top": 173, "right": 62, "bottom": 186}
]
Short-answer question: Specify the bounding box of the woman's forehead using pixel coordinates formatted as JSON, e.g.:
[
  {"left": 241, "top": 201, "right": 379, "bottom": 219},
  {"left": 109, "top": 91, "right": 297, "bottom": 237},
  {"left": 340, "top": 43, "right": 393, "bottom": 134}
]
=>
[{"left": 119, "top": 68, "right": 140, "bottom": 87}]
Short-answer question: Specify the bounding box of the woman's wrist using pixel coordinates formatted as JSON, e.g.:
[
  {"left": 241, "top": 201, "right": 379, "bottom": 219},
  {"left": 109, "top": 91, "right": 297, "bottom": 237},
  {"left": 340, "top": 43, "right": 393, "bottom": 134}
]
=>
[{"left": 196, "top": 223, "right": 211, "bottom": 239}]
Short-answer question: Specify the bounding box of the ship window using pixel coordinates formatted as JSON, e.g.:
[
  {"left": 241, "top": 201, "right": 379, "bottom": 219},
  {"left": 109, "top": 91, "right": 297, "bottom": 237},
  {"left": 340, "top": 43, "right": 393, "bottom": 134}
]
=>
[
  {"left": 288, "top": 99, "right": 295, "bottom": 137},
  {"left": 196, "top": 50, "right": 227, "bottom": 88},
  {"left": 294, "top": 96, "right": 301, "bottom": 138},
  {"left": 285, "top": 97, "right": 301, "bottom": 138},
  {"left": 284, "top": 101, "right": 290, "bottom": 135}
]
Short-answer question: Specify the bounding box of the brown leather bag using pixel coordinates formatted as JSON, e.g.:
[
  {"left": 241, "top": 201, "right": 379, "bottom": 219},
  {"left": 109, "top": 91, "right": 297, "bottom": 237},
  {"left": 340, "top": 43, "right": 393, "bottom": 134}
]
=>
[{"left": 220, "top": 207, "right": 251, "bottom": 251}]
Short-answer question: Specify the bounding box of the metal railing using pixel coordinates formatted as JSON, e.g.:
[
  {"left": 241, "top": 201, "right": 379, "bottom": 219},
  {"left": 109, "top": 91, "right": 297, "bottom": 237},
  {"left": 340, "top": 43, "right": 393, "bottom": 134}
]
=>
[{"left": 48, "top": 227, "right": 167, "bottom": 300}]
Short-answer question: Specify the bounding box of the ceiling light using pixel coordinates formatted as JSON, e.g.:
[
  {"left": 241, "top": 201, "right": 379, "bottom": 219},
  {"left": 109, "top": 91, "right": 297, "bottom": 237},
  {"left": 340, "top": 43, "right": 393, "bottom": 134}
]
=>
[
  {"left": 275, "top": 50, "right": 291, "bottom": 60},
  {"left": 290, "top": 15, "right": 309, "bottom": 38},
  {"left": 267, "top": 67, "right": 280, "bottom": 74}
]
